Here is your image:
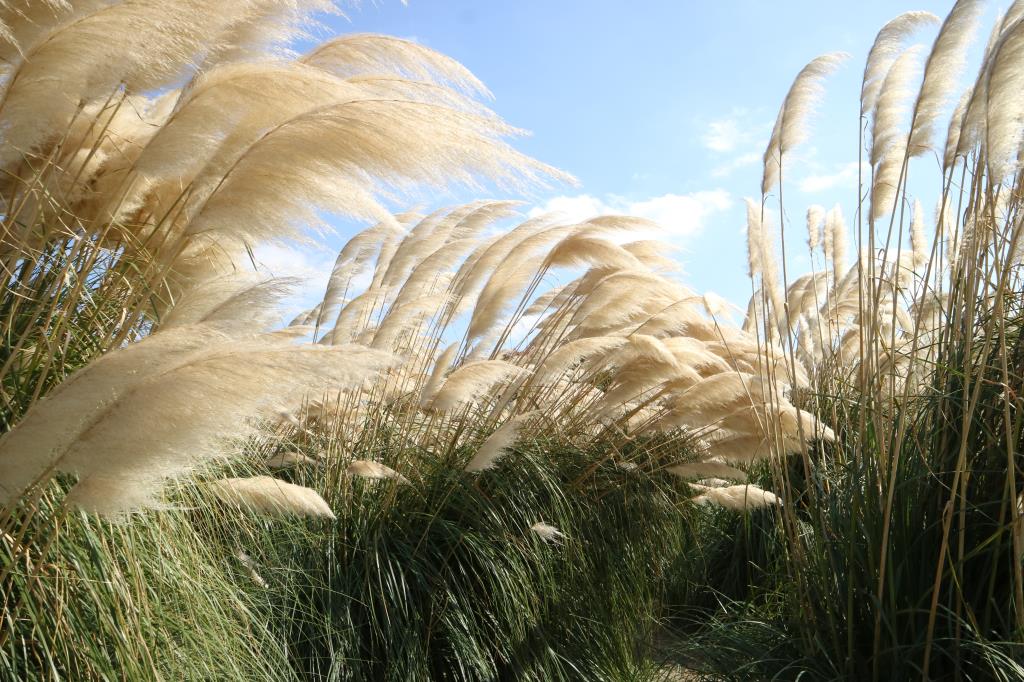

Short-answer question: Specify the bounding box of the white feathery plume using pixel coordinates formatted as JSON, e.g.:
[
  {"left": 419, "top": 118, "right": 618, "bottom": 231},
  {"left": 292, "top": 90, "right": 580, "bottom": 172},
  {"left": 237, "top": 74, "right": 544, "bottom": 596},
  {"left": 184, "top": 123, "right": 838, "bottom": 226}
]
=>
[
  {"left": 704, "top": 435, "right": 772, "bottom": 465},
  {"left": 200, "top": 0, "right": 339, "bottom": 69},
  {"left": 529, "top": 521, "right": 564, "bottom": 544},
  {"left": 621, "top": 240, "right": 681, "bottom": 271},
  {"left": 533, "top": 337, "right": 628, "bottom": 384},
  {"left": 184, "top": 100, "right": 567, "bottom": 251},
  {"left": 570, "top": 272, "right": 693, "bottom": 338},
  {"left": 870, "top": 45, "right": 925, "bottom": 168},
  {"left": 741, "top": 292, "right": 761, "bottom": 335},
  {"left": 0, "top": 324, "right": 229, "bottom": 508},
  {"left": 447, "top": 200, "right": 523, "bottom": 241},
  {"left": 346, "top": 460, "right": 410, "bottom": 484},
  {"left": 0, "top": 1, "right": 82, "bottom": 65},
  {"left": 980, "top": 18, "right": 1024, "bottom": 183},
  {"left": 612, "top": 334, "right": 683, "bottom": 372},
  {"left": 466, "top": 225, "right": 575, "bottom": 341},
  {"left": 302, "top": 33, "right": 491, "bottom": 97},
  {"left": 413, "top": 342, "right": 458, "bottom": 405},
  {"left": 388, "top": 237, "right": 479, "bottom": 311},
  {"left": 419, "top": 342, "right": 461, "bottom": 408},
  {"left": 428, "top": 360, "right": 526, "bottom": 412},
  {"left": 369, "top": 222, "right": 408, "bottom": 290},
  {"left": 861, "top": 11, "right": 941, "bottom": 115},
  {"left": 665, "top": 372, "right": 770, "bottom": 425},
  {"left": 702, "top": 292, "right": 740, "bottom": 323},
  {"left": 0, "top": 324, "right": 392, "bottom": 515},
  {"left": 576, "top": 214, "right": 661, "bottom": 235},
  {"left": 0, "top": 1, "right": 267, "bottom": 169},
  {"left": 159, "top": 276, "right": 300, "bottom": 332},
  {"left": 543, "top": 234, "right": 643, "bottom": 270},
  {"left": 524, "top": 285, "right": 569, "bottom": 316},
  {"left": 314, "top": 216, "right": 413, "bottom": 331},
  {"left": 827, "top": 204, "right": 849, "bottom": 274},
  {"left": 465, "top": 412, "right": 536, "bottom": 472},
  {"left": 938, "top": 196, "right": 960, "bottom": 270},
  {"left": 942, "top": 89, "right": 972, "bottom": 170},
  {"left": 758, "top": 211, "right": 785, "bottom": 334},
  {"left": 452, "top": 214, "right": 557, "bottom": 302},
  {"left": 690, "top": 483, "right": 782, "bottom": 511},
  {"left": 951, "top": 13, "right": 1013, "bottom": 166},
  {"left": 370, "top": 293, "right": 448, "bottom": 351},
  {"left": 376, "top": 206, "right": 465, "bottom": 292},
  {"left": 806, "top": 204, "right": 825, "bottom": 251},
  {"left": 762, "top": 52, "right": 848, "bottom": 195},
  {"left": 328, "top": 287, "right": 390, "bottom": 344},
  {"left": 209, "top": 476, "right": 335, "bottom": 519},
  {"left": 908, "top": 0, "right": 985, "bottom": 157},
  {"left": 1006, "top": 0, "right": 1024, "bottom": 28},
  {"left": 745, "top": 198, "right": 763, "bottom": 278}
]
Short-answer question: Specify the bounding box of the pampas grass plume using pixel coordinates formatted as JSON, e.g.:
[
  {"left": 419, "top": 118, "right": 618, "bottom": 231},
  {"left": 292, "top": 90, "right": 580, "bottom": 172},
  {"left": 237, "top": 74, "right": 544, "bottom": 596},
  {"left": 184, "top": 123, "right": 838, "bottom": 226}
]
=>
[
  {"left": 210, "top": 476, "right": 336, "bottom": 519},
  {"left": 530, "top": 521, "right": 564, "bottom": 543},
  {"left": 347, "top": 460, "right": 410, "bottom": 484},
  {"left": 689, "top": 483, "right": 782, "bottom": 511},
  {"left": 465, "top": 412, "right": 536, "bottom": 472}
]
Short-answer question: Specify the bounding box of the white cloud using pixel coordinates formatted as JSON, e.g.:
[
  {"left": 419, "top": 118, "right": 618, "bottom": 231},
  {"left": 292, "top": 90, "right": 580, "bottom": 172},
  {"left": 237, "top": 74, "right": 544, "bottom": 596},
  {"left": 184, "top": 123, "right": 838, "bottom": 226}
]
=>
[
  {"left": 529, "top": 195, "right": 612, "bottom": 225},
  {"left": 250, "top": 242, "right": 339, "bottom": 320},
  {"left": 701, "top": 109, "right": 772, "bottom": 178},
  {"left": 251, "top": 242, "right": 335, "bottom": 288},
  {"left": 528, "top": 190, "right": 732, "bottom": 242},
  {"left": 629, "top": 191, "right": 732, "bottom": 236},
  {"left": 701, "top": 108, "right": 771, "bottom": 154},
  {"left": 704, "top": 118, "right": 742, "bottom": 153},
  {"left": 711, "top": 151, "right": 761, "bottom": 178},
  {"left": 798, "top": 161, "right": 859, "bottom": 193}
]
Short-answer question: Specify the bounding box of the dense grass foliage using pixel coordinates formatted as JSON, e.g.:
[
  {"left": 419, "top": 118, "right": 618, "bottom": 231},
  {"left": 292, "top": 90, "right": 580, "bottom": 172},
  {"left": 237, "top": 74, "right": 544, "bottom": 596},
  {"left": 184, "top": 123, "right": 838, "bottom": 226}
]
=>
[
  {"left": 235, "top": 441, "right": 695, "bottom": 681},
  {"left": 3, "top": 434, "right": 703, "bottom": 681},
  {"left": 0, "top": 486, "right": 293, "bottom": 681}
]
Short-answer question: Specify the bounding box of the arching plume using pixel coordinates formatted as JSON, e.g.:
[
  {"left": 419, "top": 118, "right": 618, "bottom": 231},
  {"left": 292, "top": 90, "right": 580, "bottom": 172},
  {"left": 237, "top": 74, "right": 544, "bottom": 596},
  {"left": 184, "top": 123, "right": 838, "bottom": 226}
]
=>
[
  {"left": 0, "top": 325, "right": 393, "bottom": 515},
  {"left": 762, "top": 52, "right": 847, "bottom": 195},
  {"left": 465, "top": 412, "right": 536, "bottom": 472},
  {"left": 908, "top": 0, "right": 984, "bottom": 156},
  {"left": 861, "top": 11, "right": 941, "bottom": 115},
  {"left": 209, "top": 476, "right": 335, "bottom": 519}
]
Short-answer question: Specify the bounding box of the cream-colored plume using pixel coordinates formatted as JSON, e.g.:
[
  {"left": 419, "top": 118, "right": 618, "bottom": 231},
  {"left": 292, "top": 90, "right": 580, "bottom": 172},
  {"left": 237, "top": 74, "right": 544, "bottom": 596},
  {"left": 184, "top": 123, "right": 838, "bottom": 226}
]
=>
[
  {"left": 209, "top": 476, "right": 335, "bottom": 519},
  {"left": 346, "top": 460, "right": 410, "bottom": 484},
  {"left": 465, "top": 412, "right": 536, "bottom": 472},
  {"left": 0, "top": 325, "right": 392, "bottom": 516}
]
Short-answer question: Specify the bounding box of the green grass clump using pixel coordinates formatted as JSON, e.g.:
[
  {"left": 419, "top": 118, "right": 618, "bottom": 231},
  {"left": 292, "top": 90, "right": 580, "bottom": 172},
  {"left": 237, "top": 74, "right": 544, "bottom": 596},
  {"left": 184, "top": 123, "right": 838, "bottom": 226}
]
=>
[
  {"left": 191, "top": 436, "right": 699, "bottom": 681},
  {"left": 0, "top": 487, "right": 293, "bottom": 681}
]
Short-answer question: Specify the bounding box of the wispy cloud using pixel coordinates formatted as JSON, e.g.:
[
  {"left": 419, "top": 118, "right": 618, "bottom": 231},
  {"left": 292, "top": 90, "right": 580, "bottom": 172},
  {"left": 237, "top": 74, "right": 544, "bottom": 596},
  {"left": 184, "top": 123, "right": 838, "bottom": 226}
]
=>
[
  {"left": 702, "top": 109, "right": 771, "bottom": 178},
  {"left": 704, "top": 117, "right": 744, "bottom": 153},
  {"left": 250, "top": 242, "right": 340, "bottom": 320},
  {"left": 711, "top": 152, "right": 761, "bottom": 178},
  {"left": 798, "top": 161, "right": 859, "bottom": 193},
  {"left": 529, "top": 190, "right": 732, "bottom": 242}
]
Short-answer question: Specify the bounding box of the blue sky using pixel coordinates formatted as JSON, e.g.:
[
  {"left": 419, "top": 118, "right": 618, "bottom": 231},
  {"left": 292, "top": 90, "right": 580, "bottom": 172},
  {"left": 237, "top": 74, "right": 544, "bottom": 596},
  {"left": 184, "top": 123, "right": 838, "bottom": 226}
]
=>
[{"left": 261, "top": 1, "right": 994, "bottom": 312}]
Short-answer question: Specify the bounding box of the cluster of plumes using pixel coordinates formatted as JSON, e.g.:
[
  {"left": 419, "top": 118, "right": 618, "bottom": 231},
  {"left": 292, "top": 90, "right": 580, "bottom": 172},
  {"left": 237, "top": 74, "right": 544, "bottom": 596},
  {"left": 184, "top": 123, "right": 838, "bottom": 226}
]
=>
[
  {"left": 0, "top": 0, "right": 564, "bottom": 314},
  {"left": 0, "top": 278, "right": 393, "bottom": 516},
  {"left": 743, "top": 2, "right": 1024, "bottom": 398},
  {"left": 0, "top": 194, "right": 822, "bottom": 516},
  {"left": 0, "top": 2, "right": 568, "bottom": 518},
  {"left": 283, "top": 201, "right": 833, "bottom": 512}
]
